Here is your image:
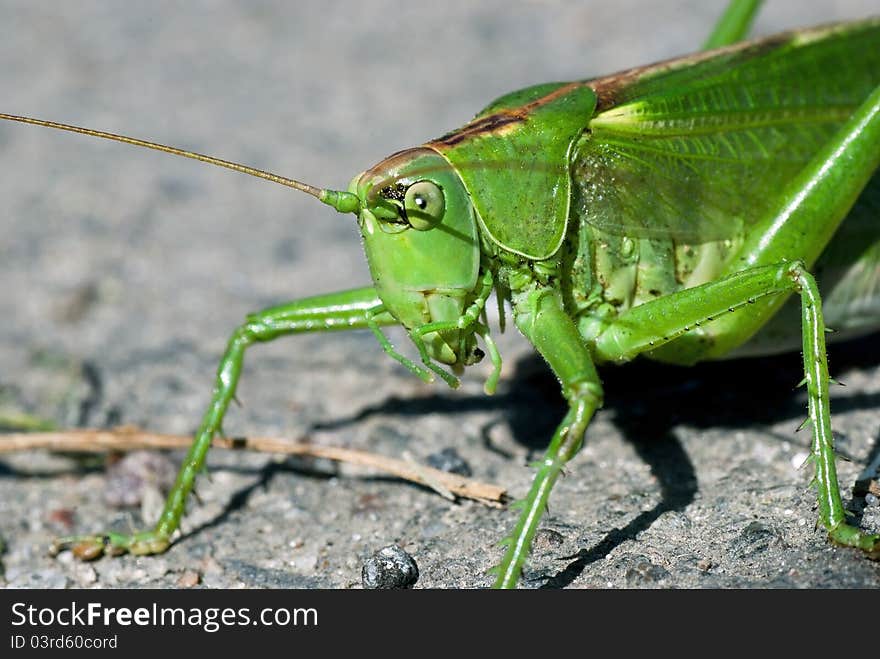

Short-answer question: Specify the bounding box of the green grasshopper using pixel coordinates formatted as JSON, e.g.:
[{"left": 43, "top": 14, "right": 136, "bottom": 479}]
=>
[{"left": 2, "top": 0, "right": 879, "bottom": 588}]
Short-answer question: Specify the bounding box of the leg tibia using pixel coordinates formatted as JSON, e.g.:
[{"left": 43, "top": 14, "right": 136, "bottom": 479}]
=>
[{"left": 492, "top": 381, "right": 601, "bottom": 589}]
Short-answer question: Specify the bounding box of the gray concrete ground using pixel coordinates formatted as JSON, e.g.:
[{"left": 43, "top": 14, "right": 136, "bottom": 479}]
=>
[{"left": 1, "top": 1, "right": 878, "bottom": 589}]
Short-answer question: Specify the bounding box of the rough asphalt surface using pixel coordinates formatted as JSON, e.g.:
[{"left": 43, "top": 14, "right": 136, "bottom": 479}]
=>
[{"left": 1, "top": 1, "right": 878, "bottom": 589}]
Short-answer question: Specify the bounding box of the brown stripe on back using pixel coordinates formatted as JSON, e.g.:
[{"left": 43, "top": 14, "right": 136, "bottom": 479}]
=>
[
  {"left": 433, "top": 111, "right": 526, "bottom": 147},
  {"left": 587, "top": 29, "right": 795, "bottom": 112},
  {"left": 431, "top": 81, "right": 587, "bottom": 148}
]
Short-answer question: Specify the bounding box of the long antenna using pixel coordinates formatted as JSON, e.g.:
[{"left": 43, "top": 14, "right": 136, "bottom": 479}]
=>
[{"left": 0, "top": 113, "right": 360, "bottom": 213}]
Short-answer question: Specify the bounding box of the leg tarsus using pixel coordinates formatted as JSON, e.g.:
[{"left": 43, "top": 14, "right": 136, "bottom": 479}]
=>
[
  {"left": 52, "top": 529, "right": 171, "bottom": 560},
  {"left": 828, "top": 524, "right": 880, "bottom": 558},
  {"left": 476, "top": 323, "right": 502, "bottom": 395}
]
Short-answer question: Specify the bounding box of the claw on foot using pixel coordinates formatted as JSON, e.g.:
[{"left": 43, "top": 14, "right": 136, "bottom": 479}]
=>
[
  {"left": 827, "top": 523, "right": 880, "bottom": 560},
  {"left": 50, "top": 531, "right": 170, "bottom": 560}
]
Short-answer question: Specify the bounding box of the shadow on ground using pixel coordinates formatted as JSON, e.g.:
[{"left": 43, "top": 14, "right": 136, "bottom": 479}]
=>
[{"left": 314, "top": 332, "right": 880, "bottom": 587}]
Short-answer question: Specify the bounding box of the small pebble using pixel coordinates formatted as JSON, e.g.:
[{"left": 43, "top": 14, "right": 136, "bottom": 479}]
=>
[
  {"left": 74, "top": 564, "right": 98, "bottom": 586},
  {"left": 426, "top": 447, "right": 472, "bottom": 477},
  {"left": 533, "top": 528, "right": 565, "bottom": 553},
  {"left": 47, "top": 508, "right": 76, "bottom": 530},
  {"left": 729, "top": 521, "right": 783, "bottom": 559},
  {"left": 361, "top": 544, "right": 419, "bottom": 589},
  {"left": 623, "top": 556, "right": 670, "bottom": 586},
  {"left": 353, "top": 493, "right": 384, "bottom": 513},
  {"left": 177, "top": 570, "right": 201, "bottom": 588}
]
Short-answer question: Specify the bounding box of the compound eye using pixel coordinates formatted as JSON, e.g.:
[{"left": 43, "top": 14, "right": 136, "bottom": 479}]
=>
[{"left": 403, "top": 180, "right": 444, "bottom": 231}]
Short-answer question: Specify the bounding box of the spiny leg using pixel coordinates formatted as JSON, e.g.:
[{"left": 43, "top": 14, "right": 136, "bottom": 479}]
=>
[
  {"left": 55, "top": 286, "right": 395, "bottom": 558},
  {"left": 792, "top": 266, "right": 876, "bottom": 553},
  {"left": 492, "top": 287, "right": 603, "bottom": 589},
  {"left": 700, "top": 84, "right": 880, "bottom": 553},
  {"left": 594, "top": 260, "right": 878, "bottom": 555}
]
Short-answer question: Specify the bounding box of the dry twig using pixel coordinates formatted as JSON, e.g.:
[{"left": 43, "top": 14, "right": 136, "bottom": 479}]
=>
[{"left": 0, "top": 428, "right": 507, "bottom": 506}]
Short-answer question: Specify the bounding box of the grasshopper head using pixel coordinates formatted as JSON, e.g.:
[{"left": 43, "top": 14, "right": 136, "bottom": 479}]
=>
[{"left": 350, "top": 148, "right": 483, "bottom": 373}]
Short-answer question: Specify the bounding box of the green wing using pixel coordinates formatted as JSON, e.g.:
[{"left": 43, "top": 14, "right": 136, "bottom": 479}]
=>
[{"left": 574, "top": 18, "right": 880, "bottom": 243}]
